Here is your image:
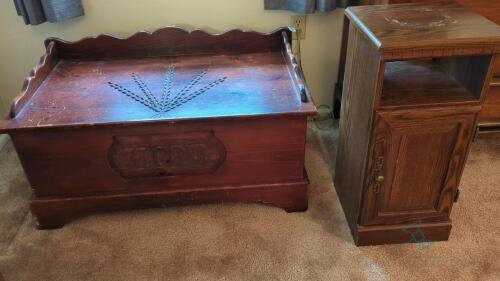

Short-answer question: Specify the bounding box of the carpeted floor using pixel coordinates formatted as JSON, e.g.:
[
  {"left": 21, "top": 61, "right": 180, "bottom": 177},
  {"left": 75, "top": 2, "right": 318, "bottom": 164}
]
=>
[{"left": 0, "top": 125, "right": 499, "bottom": 281}]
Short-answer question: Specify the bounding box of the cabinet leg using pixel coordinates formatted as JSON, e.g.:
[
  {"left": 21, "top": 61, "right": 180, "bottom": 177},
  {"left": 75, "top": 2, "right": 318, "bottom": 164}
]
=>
[{"left": 355, "top": 222, "right": 452, "bottom": 246}]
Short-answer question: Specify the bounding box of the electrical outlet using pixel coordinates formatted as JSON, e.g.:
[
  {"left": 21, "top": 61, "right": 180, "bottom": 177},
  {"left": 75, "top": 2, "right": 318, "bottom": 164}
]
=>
[{"left": 291, "top": 15, "right": 306, "bottom": 40}]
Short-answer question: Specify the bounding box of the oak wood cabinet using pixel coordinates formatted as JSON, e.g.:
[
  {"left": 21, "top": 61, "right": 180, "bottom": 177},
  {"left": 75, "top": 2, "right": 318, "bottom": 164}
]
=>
[
  {"left": 335, "top": 3, "right": 500, "bottom": 246},
  {"left": 336, "top": 0, "right": 500, "bottom": 136},
  {"left": 360, "top": 108, "right": 477, "bottom": 227}
]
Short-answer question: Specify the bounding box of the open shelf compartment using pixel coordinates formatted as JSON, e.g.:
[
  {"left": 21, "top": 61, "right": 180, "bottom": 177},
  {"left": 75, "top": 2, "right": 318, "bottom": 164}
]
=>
[{"left": 380, "top": 55, "right": 492, "bottom": 108}]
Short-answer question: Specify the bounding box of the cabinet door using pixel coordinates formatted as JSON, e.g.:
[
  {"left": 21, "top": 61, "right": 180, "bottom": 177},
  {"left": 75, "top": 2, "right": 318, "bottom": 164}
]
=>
[{"left": 360, "top": 109, "right": 477, "bottom": 226}]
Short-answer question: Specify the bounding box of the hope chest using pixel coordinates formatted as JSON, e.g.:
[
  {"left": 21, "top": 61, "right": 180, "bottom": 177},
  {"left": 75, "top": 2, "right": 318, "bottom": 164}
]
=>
[{"left": 0, "top": 27, "right": 317, "bottom": 228}]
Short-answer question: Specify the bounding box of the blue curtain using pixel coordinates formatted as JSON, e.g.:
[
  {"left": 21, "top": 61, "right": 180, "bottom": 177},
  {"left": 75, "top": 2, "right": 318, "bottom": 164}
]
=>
[
  {"left": 14, "top": 0, "right": 84, "bottom": 25},
  {"left": 265, "top": 0, "right": 351, "bottom": 14}
]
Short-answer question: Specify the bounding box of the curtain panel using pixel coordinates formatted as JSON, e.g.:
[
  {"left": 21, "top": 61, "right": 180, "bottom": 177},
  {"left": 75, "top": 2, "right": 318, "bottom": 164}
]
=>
[
  {"left": 14, "top": 0, "right": 84, "bottom": 25},
  {"left": 264, "top": 0, "right": 352, "bottom": 13}
]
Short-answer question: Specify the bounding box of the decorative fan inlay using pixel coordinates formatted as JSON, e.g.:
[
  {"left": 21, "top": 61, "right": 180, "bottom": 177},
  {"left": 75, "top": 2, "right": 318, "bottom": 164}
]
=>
[
  {"left": 384, "top": 7, "right": 458, "bottom": 29},
  {"left": 108, "top": 65, "right": 227, "bottom": 113}
]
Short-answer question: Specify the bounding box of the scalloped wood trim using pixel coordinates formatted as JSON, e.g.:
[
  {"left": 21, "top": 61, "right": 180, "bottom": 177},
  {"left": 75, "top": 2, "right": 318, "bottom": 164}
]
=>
[
  {"left": 8, "top": 41, "right": 59, "bottom": 118},
  {"left": 44, "top": 26, "right": 293, "bottom": 48},
  {"left": 45, "top": 26, "right": 294, "bottom": 59}
]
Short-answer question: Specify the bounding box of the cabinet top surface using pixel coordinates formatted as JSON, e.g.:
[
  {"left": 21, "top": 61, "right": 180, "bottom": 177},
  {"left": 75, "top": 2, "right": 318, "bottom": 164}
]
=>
[
  {"left": 455, "top": 0, "right": 500, "bottom": 25},
  {"left": 346, "top": 3, "right": 500, "bottom": 53}
]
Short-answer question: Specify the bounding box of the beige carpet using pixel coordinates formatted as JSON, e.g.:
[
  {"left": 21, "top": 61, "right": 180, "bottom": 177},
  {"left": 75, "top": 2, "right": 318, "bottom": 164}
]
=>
[{"left": 0, "top": 126, "right": 499, "bottom": 281}]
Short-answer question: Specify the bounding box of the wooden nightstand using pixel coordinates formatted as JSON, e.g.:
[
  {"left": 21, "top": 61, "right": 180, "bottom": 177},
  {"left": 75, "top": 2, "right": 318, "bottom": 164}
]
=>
[
  {"left": 335, "top": 0, "right": 500, "bottom": 137},
  {"left": 335, "top": 3, "right": 500, "bottom": 246}
]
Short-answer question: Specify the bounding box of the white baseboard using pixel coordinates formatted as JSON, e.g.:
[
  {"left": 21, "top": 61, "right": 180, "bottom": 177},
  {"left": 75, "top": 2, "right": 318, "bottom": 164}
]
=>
[{"left": 0, "top": 134, "right": 9, "bottom": 152}]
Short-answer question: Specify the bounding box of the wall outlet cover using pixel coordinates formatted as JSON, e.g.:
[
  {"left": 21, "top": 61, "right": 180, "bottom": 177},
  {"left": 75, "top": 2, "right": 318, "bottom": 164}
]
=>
[{"left": 291, "top": 15, "right": 306, "bottom": 40}]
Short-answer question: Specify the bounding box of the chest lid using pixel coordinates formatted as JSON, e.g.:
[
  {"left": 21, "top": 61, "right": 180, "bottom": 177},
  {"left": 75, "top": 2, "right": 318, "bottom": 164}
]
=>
[{"left": 0, "top": 27, "right": 316, "bottom": 132}]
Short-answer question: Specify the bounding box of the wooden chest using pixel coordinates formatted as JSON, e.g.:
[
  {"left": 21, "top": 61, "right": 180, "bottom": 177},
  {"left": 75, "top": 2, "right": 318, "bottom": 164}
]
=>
[{"left": 0, "top": 27, "right": 317, "bottom": 228}]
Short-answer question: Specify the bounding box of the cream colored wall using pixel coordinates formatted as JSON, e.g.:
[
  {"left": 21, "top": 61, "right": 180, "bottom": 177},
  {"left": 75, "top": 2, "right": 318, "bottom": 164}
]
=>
[{"left": 0, "top": 0, "right": 344, "bottom": 116}]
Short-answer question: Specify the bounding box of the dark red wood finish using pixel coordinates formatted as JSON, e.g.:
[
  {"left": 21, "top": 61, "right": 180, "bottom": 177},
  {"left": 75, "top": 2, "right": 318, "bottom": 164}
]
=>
[{"left": 0, "top": 27, "right": 317, "bottom": 228}]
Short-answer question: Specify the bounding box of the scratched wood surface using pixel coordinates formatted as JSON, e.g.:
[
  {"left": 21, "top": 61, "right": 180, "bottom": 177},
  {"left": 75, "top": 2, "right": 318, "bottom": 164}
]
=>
[
  {"left": 345, "top": 3, "right": 500, "bottom": 59},
  {"left": 337, "top": 1, "right": 500, "bottom": 135},
  {"left": 0, "top": 27, "right": 316, "bottom": 132},
  {"left": 0, "top": 27, "right": 317, "bottom": 228}
]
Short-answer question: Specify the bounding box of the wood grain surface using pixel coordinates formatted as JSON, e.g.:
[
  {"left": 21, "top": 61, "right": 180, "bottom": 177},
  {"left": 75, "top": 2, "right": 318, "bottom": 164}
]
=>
[
  {"left": 0, "top": 27, "right": 317, "bottom": 228},
  {"left": 346, "top": 3, "right": 500, "bottom": 58},
  {"left": 335, "top": 3, "right": 496, "bottom": 245},
  {"left": 343, "top": 0, "right": 500, "bottom": 135},
  {"left": 0, "top": 27, "right": 316, "bottom": 132}
]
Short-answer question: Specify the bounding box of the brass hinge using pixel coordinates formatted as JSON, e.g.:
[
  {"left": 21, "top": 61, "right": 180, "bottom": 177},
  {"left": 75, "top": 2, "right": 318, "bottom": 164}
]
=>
[{"left": 371, "top": 156, "right": 385, "bottom": 194}]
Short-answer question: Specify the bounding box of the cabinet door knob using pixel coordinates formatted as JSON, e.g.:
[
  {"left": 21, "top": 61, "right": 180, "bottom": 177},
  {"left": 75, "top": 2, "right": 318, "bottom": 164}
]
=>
[{"left": 376, "top": 175, "right": 385, "bottom": 183}]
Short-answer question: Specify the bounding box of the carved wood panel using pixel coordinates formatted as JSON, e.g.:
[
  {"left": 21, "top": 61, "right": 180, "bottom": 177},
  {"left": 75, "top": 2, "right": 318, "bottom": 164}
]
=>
[{"left": 108, "top": 131, "right": 226, "bottom": 178}]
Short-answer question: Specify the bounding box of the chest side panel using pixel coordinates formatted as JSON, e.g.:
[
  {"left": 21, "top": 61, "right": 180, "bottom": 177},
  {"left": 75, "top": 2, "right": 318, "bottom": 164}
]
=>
[{"left": 12, "top": 116, "right": 308, "bottom": 198}]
